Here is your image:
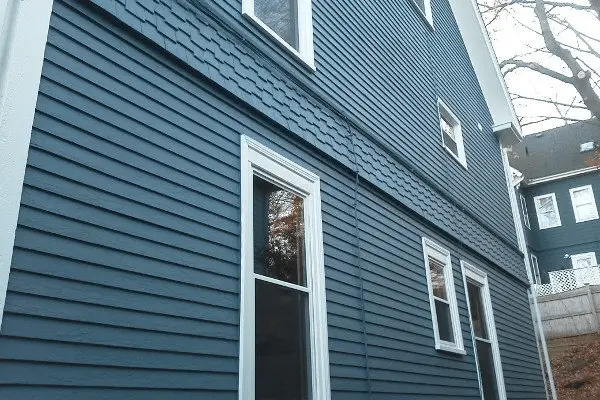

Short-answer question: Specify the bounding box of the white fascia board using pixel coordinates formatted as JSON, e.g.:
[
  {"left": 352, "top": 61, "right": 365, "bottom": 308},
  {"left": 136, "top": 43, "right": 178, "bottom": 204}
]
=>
[
  {"left": 0, "top": 0, "right": 53, "bottom": 329},
  {"left": 449, "top": 0, "right": 522, "bottom": 145}
]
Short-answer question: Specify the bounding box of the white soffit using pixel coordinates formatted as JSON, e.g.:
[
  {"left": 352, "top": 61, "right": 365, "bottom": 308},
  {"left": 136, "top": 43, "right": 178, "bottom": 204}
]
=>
[{"left": 449, "top": 0, "right": 522, "bottom": 145}]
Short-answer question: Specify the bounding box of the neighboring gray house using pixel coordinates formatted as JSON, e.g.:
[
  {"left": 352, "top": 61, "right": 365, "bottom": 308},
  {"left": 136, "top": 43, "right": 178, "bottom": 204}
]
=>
[
  {"left": 0, "top": 0, "right": 549, "bottom": 399},
  {"left": 510, "top": 120, "right": 600, "bottom": 288}
]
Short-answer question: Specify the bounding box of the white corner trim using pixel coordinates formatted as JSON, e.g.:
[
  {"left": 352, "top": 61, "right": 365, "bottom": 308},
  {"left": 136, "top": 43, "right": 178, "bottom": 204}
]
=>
[
  {"left": 449, "top": 0, "right": 522, "bottom": 138},
  {"left": 460, "top": 261, "right": 507, "bottom": 400},
  {"left": 239, "top": 136, "right": 331, "bottom": 400},
  {"left": 422, "top": 237, "right": 465, "bottom": 355},
  {"left": 242, "top": 0, "right": 315, "bottom": 70},
  {"left": 0, "top": 0, "right": 53, "bottom": 330},
  {"left": 526, "top": 166, "right": 600, "bottom": 186}
]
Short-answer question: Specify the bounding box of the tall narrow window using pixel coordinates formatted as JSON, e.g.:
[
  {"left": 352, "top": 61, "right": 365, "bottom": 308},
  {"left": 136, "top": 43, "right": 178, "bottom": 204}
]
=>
[
  {"left": 530, "top": 254, "right": 541, "bottom": 285},
  {"left": 438, "top": 99, "right": 467, "bottom": 169},
  {"left": 422, "top": 238, "right": 464, "bottom": 354},
  {"left": 569, "top": 185, "right": 599, "bottom": 223},
  {"left": 461, "top": 262, "right": 506, "bottom": 400},
  {"left": 239, "top": 136, "right": 330, "bottom": 400},
  {"left": 520, "top": 193, "right": 530, "bottom": 229},
  {"left": 533, "top": 193, "right": 561, "bottom": 229},
  {"left": 242, "top": 0, "right": 315, "bottom": 68}
]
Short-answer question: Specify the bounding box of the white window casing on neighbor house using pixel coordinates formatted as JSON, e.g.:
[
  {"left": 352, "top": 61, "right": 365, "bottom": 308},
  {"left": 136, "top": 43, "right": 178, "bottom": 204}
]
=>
[
  {"left": 239, "top": 136, "right": 331, "bottom": 400},
  {"left": 571, "top": 252, "right": 597, "bottom": 269},
  {"left": 461, "top": 261, "right": 507, "bottom": 400},
  {"left": 533, "top": 193, "right": 561, "bottom": 230},
  {"left": 569, "top": 185, "right": 599, "bottom": 223},
  {"left": 438, "top": 99, "right": 467, "bottom": 169},
  {"left": 520, "top": 193, "right": 530, "bottom": 229},
  {"left": 422, "top": 238, "right": 465, "bottom": 354},
  {"left": 242, "top": 0, "right": 315, "bottom": 69}
]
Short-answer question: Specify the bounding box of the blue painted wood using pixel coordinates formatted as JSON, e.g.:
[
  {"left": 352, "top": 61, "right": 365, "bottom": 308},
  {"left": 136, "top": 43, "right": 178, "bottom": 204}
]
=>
[
  {"left": 0, "top": 0, "right": 545, "bottom": 398},
  {"left": 520, "top": 173, "right": 600, "bottom": 283}
]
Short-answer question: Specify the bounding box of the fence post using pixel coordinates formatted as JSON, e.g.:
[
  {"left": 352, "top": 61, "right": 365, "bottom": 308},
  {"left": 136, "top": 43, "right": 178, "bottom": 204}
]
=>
[{"left": 585, "top": 284, "right": 600, "bottom": 333}]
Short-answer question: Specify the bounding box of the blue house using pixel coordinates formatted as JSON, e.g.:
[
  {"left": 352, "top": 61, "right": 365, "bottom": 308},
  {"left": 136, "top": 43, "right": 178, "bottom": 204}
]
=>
[
  {"left": 0, "top": 0, "right": 550, "bottom": 399},
  {"left": 510, "top": 120, "right": 600, "bottom": 291}
]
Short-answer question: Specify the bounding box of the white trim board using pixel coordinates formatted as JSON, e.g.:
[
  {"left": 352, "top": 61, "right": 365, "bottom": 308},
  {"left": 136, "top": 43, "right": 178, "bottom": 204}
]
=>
[
  {"left": 238, "top": 136, "right": 331, "bottom": 400},
  {"left": 526, "top": 166, "right": 599, "bottom": 186},
  {"left": 0, "top": 0, "right": 53, "bottom": 329}
]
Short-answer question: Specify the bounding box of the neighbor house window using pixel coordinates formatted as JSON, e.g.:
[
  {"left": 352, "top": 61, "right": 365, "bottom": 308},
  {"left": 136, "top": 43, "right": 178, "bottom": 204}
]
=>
[
  {"left": 569, "top": 185, "right": 599, "bottom": 223},
  {"left": 461, "top": 262, "right": 507, "bottom": 400},
  {"left": 239, "top": 136, "right": 330, "bottom": 400},
  {"left": 520, "top": 193, "right": 530, "bottom": 229},
  {"left": 533, "top": 193, "right": 561, "bottom": 229},
  {"left": 580, "top": 141, "right": 595, "bottom": 152},
  {"left": 242, "top": 0, "right": 315, "bottom": 69},
  {"left": 530, "top": 254, "right": 541, "bottom": 285},
  {"left": 411, "top": 0, "right": 433, "bottom": 27},
  {"left": 438, "top": 99, "right": 467, "bottom": 168},
  {"left": 422, "top": 238, "right": 464, "bottom": 354}
]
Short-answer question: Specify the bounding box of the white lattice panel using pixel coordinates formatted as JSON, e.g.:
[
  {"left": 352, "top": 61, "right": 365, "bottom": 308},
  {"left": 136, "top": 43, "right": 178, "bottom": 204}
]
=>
[
  {"left": 546, "top": 266, "right": 600, "bottom": 295},
  {"left": 534, "top": 284, "right": 553, "bottom": 297}
]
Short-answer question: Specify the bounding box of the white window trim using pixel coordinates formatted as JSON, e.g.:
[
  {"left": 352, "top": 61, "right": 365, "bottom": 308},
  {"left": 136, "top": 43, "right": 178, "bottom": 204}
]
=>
[
  {"left": 438, "top": 99, "right": 467, "bottom": 169},
  {"left": 519, "top": 193, "right": 531, "bottom": 229},
  {"left": 533, "top": 193, "right": 562, "bottom": 230},
  {"left": 411, "top": 0, "right": 434, "bottom": 28},
  {"left": 530, "top": 254, "right": 541, "bottom": 285},
  {"left": 422, "top": 238, "right": 465, "bottom": 354},
  {"left": 461, "top": 261, "right": 507, "bottom": 400},
  {"left": 571, "top": 252, "right": 597, "bottom": 269},
  {"left": 242, "top": 0, "right": 315, "bottom": 70},
  {"left": 239, "top": 136, "right": 331, "bottom": 400},
  {"left": 569, "top": 185, "right": 599, "bottom": 223}
]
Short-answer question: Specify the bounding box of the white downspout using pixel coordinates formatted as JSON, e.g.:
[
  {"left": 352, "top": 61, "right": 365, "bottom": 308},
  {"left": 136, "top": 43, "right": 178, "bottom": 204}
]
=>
[{"left": 500, "top": 146, "right": 557, "bottom": 400}]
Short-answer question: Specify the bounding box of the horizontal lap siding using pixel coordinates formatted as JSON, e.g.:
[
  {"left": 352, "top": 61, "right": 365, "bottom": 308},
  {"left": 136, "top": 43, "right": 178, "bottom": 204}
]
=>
[{"left": 0, "top": 0, "right": 544, "bottom": 398}]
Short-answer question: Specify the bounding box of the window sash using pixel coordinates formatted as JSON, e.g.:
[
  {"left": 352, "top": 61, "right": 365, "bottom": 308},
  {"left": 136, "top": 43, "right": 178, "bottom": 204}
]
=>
[
  {"left": 569, "top": 186, "right": 599, "bottom": 223},
  {"left": 534, "top": 194, "right": 561, "bottom": 229},
  {"left": 520, "top": 194, "right": 530, "bottom": 229},
  {"left": 530, "top": 254, "right": 541, "bottom": 285},
  {"left": 239, "top": 136, "right": 331, "bottom": 400},
  {"left": 438, "top": 99, "right": 466, "bottom": 168},
  {"left": 422, "top": 238, "right": 464, "bottom": 354}
]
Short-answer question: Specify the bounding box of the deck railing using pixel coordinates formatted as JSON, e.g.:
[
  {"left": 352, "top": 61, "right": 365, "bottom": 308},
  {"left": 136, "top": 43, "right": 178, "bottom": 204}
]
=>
[{"left": 534, "top": 265, "right": 600, "bottom": 296}]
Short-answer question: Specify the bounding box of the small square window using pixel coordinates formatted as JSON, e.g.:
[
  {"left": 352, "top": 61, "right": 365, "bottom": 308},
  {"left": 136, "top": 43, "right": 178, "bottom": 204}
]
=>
[
  {"left": 438, "top": 99, "right": 467, "bottom": 168},
  {"left": 422, "top": 238, "right": 464, "bottom": 354},
  {"left": 243, "top": 0, "right": 315, "bottom": 69}
]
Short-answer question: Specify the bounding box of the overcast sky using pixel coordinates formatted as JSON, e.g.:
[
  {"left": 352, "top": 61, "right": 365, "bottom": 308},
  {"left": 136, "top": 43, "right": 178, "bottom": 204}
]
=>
[{"left": 481, "top": 2, "right": 599, "bottom": 135}]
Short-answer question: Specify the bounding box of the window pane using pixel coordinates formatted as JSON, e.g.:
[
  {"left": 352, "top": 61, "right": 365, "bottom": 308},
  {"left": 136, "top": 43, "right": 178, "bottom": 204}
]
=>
[
  {"left": 574, "top": 256, "right": 594, "bottom": 269},
  {"left": 539, "top": 197, "right": 554, "bottom": 212},
  {"left": 467, "top": 281, "right": 488, "bottom": 340},
  {"left": 577, "top": 203, "right": 597, "bottom": 220},
  {"left": 441, "top": 116, "right": 459, "bottom": 156},
  {"left": 256, "top": 279, "right": 311, "bottom": 400},
  {"left": 476, "top": 339, "right": 499, "bottom": 400},
  {"left": 573, "top": 188, "right": 592, "bottom": 204},
  {"left": 255, "top": 0, "right": 299, "bottom": 50},
  {"left": 435, "top": 299, "right": 454, "bottom": 343},
  {"left": 428, "top": 256, "right": 447, "bottom": 299},
  {"left": 254, "top": 176, "right": 306, "bottom": 286}
]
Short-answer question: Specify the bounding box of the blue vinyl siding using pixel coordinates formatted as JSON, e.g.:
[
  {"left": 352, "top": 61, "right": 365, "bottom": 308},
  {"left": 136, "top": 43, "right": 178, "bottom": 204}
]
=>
[
  {"left": 0, "top": 0, "right": 545, "bottom": 398},
  {"left": 522, "top": 173, "right": 600, "bottom": 282}
]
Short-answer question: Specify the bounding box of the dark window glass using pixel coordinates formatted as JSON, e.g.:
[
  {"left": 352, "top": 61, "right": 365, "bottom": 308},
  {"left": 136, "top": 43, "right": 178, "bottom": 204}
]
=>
[
  {"left": 254, "top": 176, "right": 306, "bottom": 286},
  {"left": 435, "top": 300, "right": 454, "bottom": 343},
  {"left": 255, "top": 279, "right": 311, "bottom": 400},
  {"left": 428, "top": 256, "right": 447, "bottom": 300},
  {"left": 467, "top": 281, "right": 488, "bottom": 339},
  {"left": 255, "top": 0, "right": 299, "bottom": 50},
  {"left": 476, "top": 339, "right": 499, "bottom": 400}
]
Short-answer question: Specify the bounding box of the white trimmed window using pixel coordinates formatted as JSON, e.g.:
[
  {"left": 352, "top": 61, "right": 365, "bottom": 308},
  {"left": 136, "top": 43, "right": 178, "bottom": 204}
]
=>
[
  {"left": 422, "top": 238, "right": 464, "bottom": 354},
  {"left": 530, "top": 254, "right": 541, "bottom": 285},
  {"left": 533, "top": 193, "right": 561, "bottom": 230},
  {"left": 520, "top": 193, "right": 530, "bottom": 229},
  {"left": 569, "top": 185, "right": 599, "bottom": 223},
  {"left": 438, "top": 99, "right": 467, "bottom": 169},
  {"left": 411, "top": 0, "right": 433, "bottom": 27},
  {"left": 242, "top": 0, "right": 315, "bottom": 69},
  {"left": 239, "top": 136, "right": 330, "bottom": 400},
  {"left": 461, "top": 262, "right": 507, "bottom": 400}
]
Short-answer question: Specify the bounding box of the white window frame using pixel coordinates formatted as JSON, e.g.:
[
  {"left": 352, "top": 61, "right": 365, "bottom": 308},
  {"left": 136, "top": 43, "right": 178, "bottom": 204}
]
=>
[
  {"left": 571, "top": 252, "right": 597, "bottom": 269},
  {"left": 411, "top": 0, "right": 434, "bottom": 28},
  {"left": 461, "top": 261, "right": 507, "bottom": 400},
  {"left": 519, "top": 193, "right": 531, "bottom": 229},
  {"left": 242, "top": 0, "right": 315, "bottom": 70},
  {"left": 533, "top": 193, "right": 562, "bottom": 230},
  {"left": 239, "top": 136, "right": 331, "bottom": 400},
  {"left": 438, "top": 99, "right": 467, "bottom": 169},
  {"left": 569, "top": 185, "right": 599, "bottom": 223},
  {"left": 422, "top": 238, "right": 465, "bottom": 354},
  {"left": 530, "top": 254, "right": 541, "bottom": 285}
]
